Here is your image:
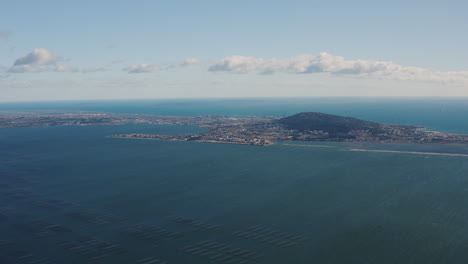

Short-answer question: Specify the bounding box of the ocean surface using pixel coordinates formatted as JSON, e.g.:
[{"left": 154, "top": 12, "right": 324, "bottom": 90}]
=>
[{"left": 1, "top": 97, "right": 468, "bottom": 264}]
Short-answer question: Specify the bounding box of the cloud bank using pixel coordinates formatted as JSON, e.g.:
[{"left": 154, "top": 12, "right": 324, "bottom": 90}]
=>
[
  {"left": 209, "top": 53, "right": 468, "bottom": 84},
  {"left": 5, "top": 49, "right": 467, "bottom": 85}
]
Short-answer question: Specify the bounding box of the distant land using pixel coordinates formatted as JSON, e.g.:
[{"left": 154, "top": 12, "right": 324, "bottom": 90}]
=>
[{"left": 2, "top": 111, "right": 468, "bottom": 146}]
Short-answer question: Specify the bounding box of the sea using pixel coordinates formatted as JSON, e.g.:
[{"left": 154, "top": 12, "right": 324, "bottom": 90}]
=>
[{"left": 1, "top": 97, "right": 468, "bottom": 264}]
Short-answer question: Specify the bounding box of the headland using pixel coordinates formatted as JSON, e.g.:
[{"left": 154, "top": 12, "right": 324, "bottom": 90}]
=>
[{"left": 2, "top": 111, "right": 468, "bottom": 146}]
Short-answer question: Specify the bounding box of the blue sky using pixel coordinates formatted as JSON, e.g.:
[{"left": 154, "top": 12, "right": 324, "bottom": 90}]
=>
[{"left": 1, "top": 0, "right": 467, "bottom": 101}]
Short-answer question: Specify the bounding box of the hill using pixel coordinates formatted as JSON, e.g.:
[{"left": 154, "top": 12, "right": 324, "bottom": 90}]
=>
[{"left": 277, "top": 112, "right": 381, "bottom": 134}]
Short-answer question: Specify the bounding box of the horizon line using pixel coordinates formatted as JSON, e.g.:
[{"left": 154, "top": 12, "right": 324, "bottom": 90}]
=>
[{"left": 2, "top": 95, "right": 468, "bottom": 104}]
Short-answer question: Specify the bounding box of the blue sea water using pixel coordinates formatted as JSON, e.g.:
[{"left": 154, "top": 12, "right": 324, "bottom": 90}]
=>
[{"left": 1, "top": 97, "right": 468, "bottom": 264}]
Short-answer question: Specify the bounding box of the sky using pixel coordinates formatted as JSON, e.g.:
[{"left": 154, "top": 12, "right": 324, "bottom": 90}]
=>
[{"left": 0, "top": 0, "right": 467, "bottom": 102}]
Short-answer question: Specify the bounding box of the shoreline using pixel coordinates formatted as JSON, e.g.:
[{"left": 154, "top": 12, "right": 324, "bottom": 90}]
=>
[{"left": 111, "top": 135, "right": 272, "bottom": 146}]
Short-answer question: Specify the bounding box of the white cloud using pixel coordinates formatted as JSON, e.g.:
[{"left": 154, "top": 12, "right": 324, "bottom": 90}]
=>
[
  {"left": 164, "top": 58, "right": 200, "bottom": 70},
  {"left": 8, "top": 48, "right": 106, "bottom": 74},
  {"left": 55, "top": 65, "right": 106, "bottom": 73},
  {"left": 13, "top": 48, "right": 60, "bottom": 66},
  {"left": 9, "top": 48, "right": 60, "bottom": 73},
  {"left": 209, "top": 53, "right": 468, "bottom": 84},
  {"left": 123, "top": 64, "right": 157, "bottom": 74},
  {"left": 179, "top": 58, "right": 199, "bottom": 66}
]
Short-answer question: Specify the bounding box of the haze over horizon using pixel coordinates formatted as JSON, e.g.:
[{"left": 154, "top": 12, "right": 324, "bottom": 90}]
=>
[{"left": 1, "top": 0, "right": 467, "bottom": 102}]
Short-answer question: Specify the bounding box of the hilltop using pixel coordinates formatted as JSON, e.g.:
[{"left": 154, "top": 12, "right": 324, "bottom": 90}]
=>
[{"left": 277, "top": 112, "right": 381, "bottom": 134}]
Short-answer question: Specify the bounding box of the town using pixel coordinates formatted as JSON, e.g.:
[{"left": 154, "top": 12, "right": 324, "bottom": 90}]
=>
[{"left": 2, "top": 111, "right": 468, "bottom": 146}]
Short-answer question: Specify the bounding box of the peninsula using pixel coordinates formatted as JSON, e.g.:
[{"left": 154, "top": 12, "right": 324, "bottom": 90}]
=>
[
  {"left": 113, "top": 112, "right": 468, "bottom": 146},
  {"left": 1, "top": 111, "right": 467, "bottom": 146}
]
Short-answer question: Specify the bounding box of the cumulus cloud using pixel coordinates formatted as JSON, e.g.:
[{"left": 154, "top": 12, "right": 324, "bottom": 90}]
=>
[
  {"left": 8, "top": 48, "right": 106, "bottom": 74},
  {"left": 9, "top": 48, "right": 61, "bottom": 73},
  {"left": 14, "top": 48, "right": 60, "bottom": 66},
  {"left": 123, "top": 64, "right": 157, "bottom": 74},
  {"left": 209, "top": 53, "right": 468, "bottom": 83}
]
